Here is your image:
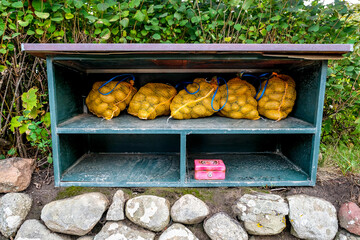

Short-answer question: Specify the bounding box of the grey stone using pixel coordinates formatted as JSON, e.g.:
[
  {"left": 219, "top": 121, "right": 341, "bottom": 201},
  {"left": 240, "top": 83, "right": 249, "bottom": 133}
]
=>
[
  {"left": 94, "top": 221, "right": 155, "bottom": 240},
  {"left": 125, "top": 195, "right": 170, "bottom": 232},
  {"left": 159, "top": 223, "right": 199, "bottom": 240},
  {"left": 171, "top": 194, "right": 210, "bottom": 224},
  {"left": 287, "top": 194, "right": 338, "bottom": 240},
  {"left": 106, "top": 190, "right": 126, "bottom": 221},
  {"left": 77, "top": 237, "right": 94, "bottom": 240},
  {"left": 41, "top": 192, "right": 109, "bottom": 236},
  {"left": 204, "top": 212, "right": 248, "bottom": 240},
  {"left": 0, "top": 157, "right": 35, "bottom": 193},
  {"left": 0, "top": 193, "right": 32, "bottom": 237},
  {"left": 233, "top": 193, "right": 288, "bottom": 235},
  {"left": 335, "top": 229, "right": 360, "bottom": 240},
  {"left": 15, "top": 219, "right": 71, "bottom": 240}
]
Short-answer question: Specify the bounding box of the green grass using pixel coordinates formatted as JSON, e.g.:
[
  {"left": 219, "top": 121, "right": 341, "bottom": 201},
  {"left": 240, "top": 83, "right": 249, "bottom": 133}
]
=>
[
  {"left": 56, "top": 186, "right": 111, "bottom": 200},
  {"left": 319, "top": 143, "right": 360, "bottom": 175}
]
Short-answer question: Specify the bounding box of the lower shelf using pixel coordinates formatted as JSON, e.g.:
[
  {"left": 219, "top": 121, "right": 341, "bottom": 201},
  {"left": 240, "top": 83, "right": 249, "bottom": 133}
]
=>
[
  {"left": 61, "top": 153, "right": 180, "bottom": 186},
  {"left": 59, "top": 152, "right": 311, "bottom": 187},
  {"left": 187, "top": 153, "right": 310, "bottom": 187}
]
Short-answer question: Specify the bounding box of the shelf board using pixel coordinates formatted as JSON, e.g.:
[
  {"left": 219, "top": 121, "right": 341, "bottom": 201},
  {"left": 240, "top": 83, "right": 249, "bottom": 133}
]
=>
[
  {"left": 59, "top": 152, "right": 311, "bottom": 187},
  {"left": 186, "top": 153, "right": 311, "bottom": 187},
  {"left": 61, "top": 153, "right": 180, "bottom": 187},
  {"left": 57, "top": 114, "right": 316, "bottom": 134}
]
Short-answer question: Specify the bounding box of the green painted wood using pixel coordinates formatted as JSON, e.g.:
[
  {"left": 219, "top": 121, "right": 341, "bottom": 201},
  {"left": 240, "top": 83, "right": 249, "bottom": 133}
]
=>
[
  {"left": 41, "top": 49, "right": 335, "bottom": 187},
  {"left": 61, "top": 153, "right": 180, "bottom": 184},
  {"left": 180, "top": 133, "right": 187, "bottom": 183},
  {"left": 47, "top": 57, "right": 61, "bottom": 187},
  {"left": 282, "top": 134, "right": 314, "bottom": 177},
  {"left": 52, "top": 63, "right": 84, "bottom": 124},
  {"left": 88, "top": 134, "right": 180, "bottom": 153},
  {"left": 310, "top": 60, "right": 329, "bottom": 183},
  {"left": 57, "top": 114, "right": 316, "bottom": 134},
  {"left": 59, "top": 152, "right": 310, "bottom": 187},
  {"left": 187, "top": 153, "right": 310, "bottom": 185},
  {"left": 187, "top": 134, "right": 278, "bottom": 153}
]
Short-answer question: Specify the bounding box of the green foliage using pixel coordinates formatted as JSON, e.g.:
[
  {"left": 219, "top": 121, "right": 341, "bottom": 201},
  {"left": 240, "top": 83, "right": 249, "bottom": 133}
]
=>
[
  {"left": 320, "top": 143, "right": 360, "bottom": 175},
  {"left": 0, "top": 0, "right": 359, "bottom": 169},
  {"left": 9, "top": 88, "right": 51, "bottom": 161}
]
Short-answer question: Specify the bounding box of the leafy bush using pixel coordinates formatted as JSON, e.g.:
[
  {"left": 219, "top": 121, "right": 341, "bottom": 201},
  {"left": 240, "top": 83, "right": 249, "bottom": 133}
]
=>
[{"left": 0, "top": 0, "right": 359, "bottom": 168}]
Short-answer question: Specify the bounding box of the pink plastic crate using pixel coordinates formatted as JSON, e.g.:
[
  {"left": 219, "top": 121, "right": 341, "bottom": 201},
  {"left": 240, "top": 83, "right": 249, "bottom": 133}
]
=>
[{"left": 194, "top": 159, "right": 226, "bottom": 180}]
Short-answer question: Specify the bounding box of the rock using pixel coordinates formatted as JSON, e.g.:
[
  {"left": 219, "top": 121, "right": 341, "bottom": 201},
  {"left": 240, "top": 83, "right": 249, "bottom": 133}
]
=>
[
  {"left": 233, "top": 193, "right": 288, "bottom": 235},
  {"left": 41, "top": 192, "right": 109, "bottom": 236},
  {"left": 77, "top": 237, "right": 94, "bottom": 240},
  {"left": 15, "top": 219, "right": 71, "bottom": 240},
  {"left": 94, "top": 221, "right": 155, "bottom": 240},
  {"left": 125, "top": 195, "right": 170, "bottom": 232},
  {"left": 171, "top": 194, "right": 210, "bottom": 224},
  {"left": 0, "top": 157, "right": 35, "bottom": 193},
  {"left": 0, "top": 193, "right": 32, "bottom": 237},
  {"left": 159, "top": 223, "right": 199, "bottom": 240},
  {"left": 287, "top": 194, "right": 338, "bottom": 240},
  {"left": 106, "top": 190, "right": 126, "bottom": 221},
  {"left": 339, "top": 202, "right": 360, "bottom": 235},
  {"left": 335, "top": 229, "right": 360, "bottom": 240},
  {"left": 204, "top": 212, "right": 248, "bottom": 240}
]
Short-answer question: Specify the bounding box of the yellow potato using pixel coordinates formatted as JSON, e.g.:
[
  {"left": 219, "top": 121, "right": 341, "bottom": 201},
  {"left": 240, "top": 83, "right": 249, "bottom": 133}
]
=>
[
  {"left": 114, "top": 90, "right": 127, "bottom": 101},
  {"left": 87, "top": 81, "right": 136, "bottom": 120},
  {"left": 118, "top": 102, "right": 127, "bottom": 111},
  {"left": 231, "top": 103, "right": 240, "bottom": 111},
  {"left": 128, "top": 83, "right": 177, "bottom": 120},
  {"left": 100, "top": 94, "right": 115, "bottom": 103},
  {"left": 98, "top": 86, "right": 111, "bottom": 95},
  {"left": 264, "top": 101, "right": 280, "bottom": 110},
  {"left": 138, "top": 110, "right": 149, "bottom": 119},
  {"left": 96, "top": 103, "right": 108, "bottom": 113},
  {"left": 241, "top": 104, "right": 253, "bottom": 114},
  {"left": 235, "top": 86, "right": 248, "bottom": 95},
  {"left": 229, "top": 111, "right": 243, "bottom": 119},
  {"left": 193, "top": 105, "right": 207, "bottom": 116},
  {"left": 257, "top": 74, "right": 296, "bottom": 120},
  {"left": 246, "top": 109, "right": 260, "bottom": 120},
  {"left": 268, "top": 93, "right": 284, "bottom": 101},
  {"left": 247, "top": 97, "right": 258, "bottom": 107},
  {"left": 218, "top": 77, "right": 259, "bottom": 119},
  {"left": 156, "top": 104, "right": 167, "bottom": 115},
  {"left": 146, "top": 95, "right": 159, "bottom": 105},
  {"left": 237, "top": 95, "right": 247, "bottom": 106}
]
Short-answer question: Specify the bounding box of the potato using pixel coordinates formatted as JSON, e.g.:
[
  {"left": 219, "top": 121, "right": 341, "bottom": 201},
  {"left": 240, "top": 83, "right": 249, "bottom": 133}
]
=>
[
  {"left": 217, "top": 77, "right": 259, "bottom": 120},
  {"left": 193, "top": 105, "right": 207, "bottom": 116},
  {"left": 257, "top": 73, "right": 296, "bottom": 120},
  {"left": 128, "top": 83, "right": 177, "bottom": 120},
  {"left": 86, "top": 80, "right": 136, "bottom": 120}
]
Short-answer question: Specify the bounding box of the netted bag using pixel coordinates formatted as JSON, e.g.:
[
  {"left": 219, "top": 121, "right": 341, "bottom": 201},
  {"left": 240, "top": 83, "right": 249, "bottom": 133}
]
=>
[
  {"left": 86, "top": 75, "right": 137, "bottom": 120},
  {"left": 257, "top": 73, "right": 296, "bottom": 120},
  {"left": 170, "top": 78, "right": 220, "bottom": 120},
  {"left": 128, "top": 83, "right": 177, "bottom": 120},
  {"left": 218, "top": 77, "right": 260, "bottom": 120}
]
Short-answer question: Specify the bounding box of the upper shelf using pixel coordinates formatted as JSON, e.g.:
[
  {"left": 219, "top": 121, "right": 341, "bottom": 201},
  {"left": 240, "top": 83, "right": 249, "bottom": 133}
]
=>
[{"left": 57, "top": 114, "right": 316, "bottom": 134}]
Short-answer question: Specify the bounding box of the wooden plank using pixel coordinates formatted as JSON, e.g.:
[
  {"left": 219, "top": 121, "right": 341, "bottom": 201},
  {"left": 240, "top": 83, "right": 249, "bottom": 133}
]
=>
[
  {"left": 22, "top": 43, "right": 353, "bottom": 60},
  {"left": 59, "top": 152, "right": 311, "bottom": 187},
  {"left": 57, "top": 114, "right": 317, "bottom": 134}
]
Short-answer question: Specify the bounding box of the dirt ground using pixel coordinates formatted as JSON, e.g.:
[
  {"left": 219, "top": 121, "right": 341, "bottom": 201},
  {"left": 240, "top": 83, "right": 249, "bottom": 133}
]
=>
[{"left": 1, "top": 167, "right": 360, "bottom": 240}]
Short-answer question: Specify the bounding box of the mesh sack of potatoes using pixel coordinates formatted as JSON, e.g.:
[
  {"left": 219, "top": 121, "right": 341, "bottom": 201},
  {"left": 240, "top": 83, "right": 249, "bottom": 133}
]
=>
[
  {"left": 257, "top": 73, "right": 296, "bottom": 121},
  {"left": 170, "top": 78, "right": 221, "bottom": 120},
  {"left": 86, "top": 75, "right": 137, "bottom": 120},
  {"left": 217, "top": 77, "right": 260, "bottom": 120},
  {"left": 127, "top": 83, "right": 177, "bottom": 120}
]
